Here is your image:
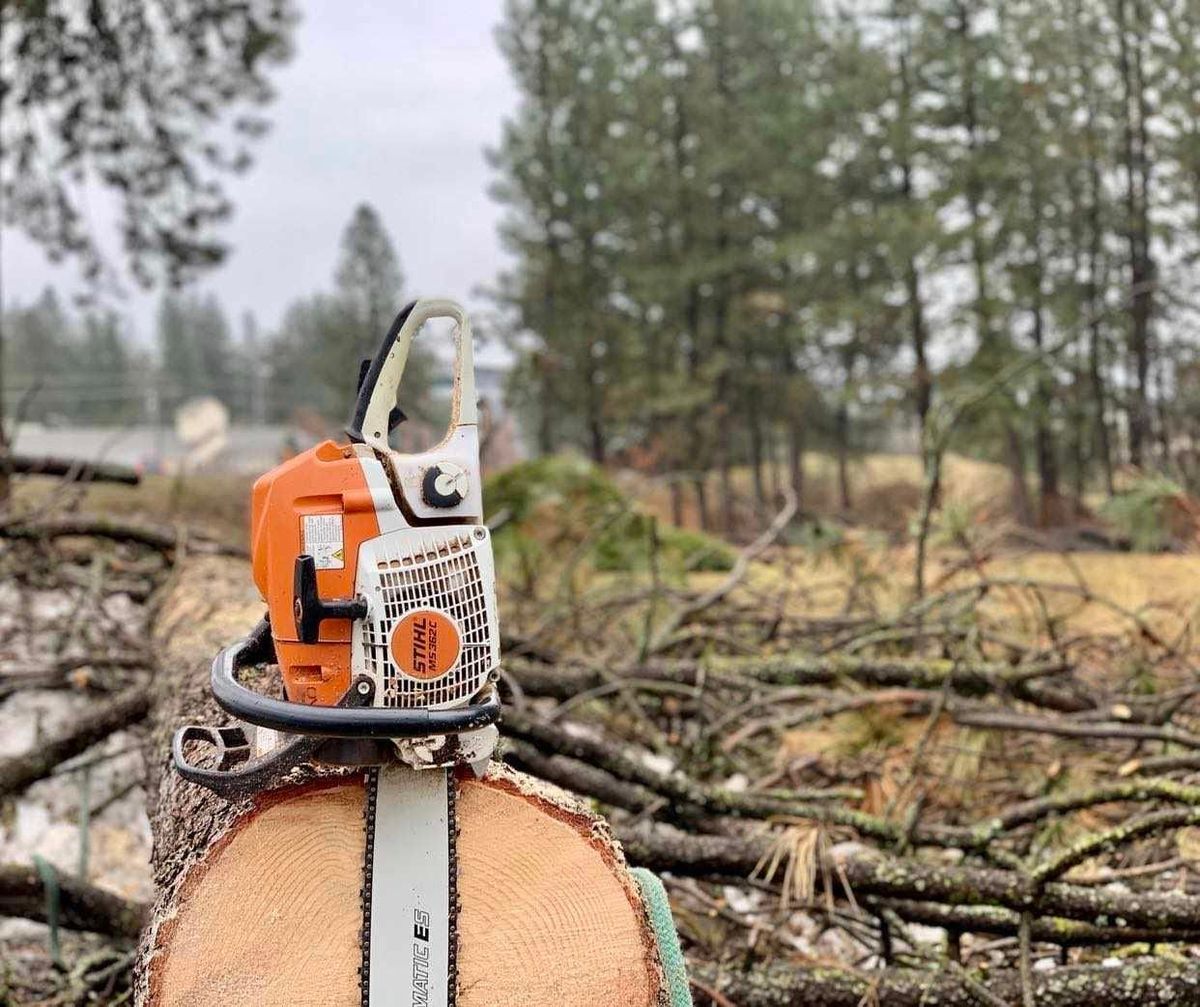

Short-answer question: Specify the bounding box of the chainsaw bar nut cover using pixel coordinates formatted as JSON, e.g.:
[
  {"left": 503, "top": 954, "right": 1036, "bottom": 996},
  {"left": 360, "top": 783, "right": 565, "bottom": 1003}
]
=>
[{"left": 423, "top": 461, "right": 468, "bottom": 508}]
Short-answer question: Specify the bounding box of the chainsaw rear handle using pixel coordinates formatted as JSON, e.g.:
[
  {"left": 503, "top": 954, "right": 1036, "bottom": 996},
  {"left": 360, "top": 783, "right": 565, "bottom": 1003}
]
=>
[
  {"left": 210, "top": 627, "right": 502, "bottom": 739},
  {"left": 347, "top": 298, "right": 478, "bottom": 452}
]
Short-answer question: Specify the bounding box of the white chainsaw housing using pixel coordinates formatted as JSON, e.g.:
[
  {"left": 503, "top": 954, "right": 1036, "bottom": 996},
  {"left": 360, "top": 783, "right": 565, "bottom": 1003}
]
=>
[{"left": 352, "top": 525, "right": 500, "bottom": 711}]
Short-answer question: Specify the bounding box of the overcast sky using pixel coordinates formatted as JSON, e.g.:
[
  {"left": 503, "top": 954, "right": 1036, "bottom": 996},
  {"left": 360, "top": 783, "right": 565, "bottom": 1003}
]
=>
[{"left": 1, "top": 2, "right": 518, "bottom": 356}]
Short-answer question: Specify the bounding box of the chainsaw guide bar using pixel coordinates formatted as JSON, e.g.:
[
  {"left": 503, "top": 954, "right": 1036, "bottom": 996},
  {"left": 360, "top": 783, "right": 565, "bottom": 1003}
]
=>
[{"left": 361, "top": 766, "right": 459, "bottom": 1007}]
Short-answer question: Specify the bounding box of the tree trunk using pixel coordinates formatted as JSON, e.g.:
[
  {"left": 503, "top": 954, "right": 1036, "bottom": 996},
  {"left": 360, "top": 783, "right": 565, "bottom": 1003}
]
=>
[
  {"left": 1116, "top": 0, "right": 1154, "bottom": 468},
  {"left": 955, "top": 2, "right": 993, "bottom": 350},
  {"left": 787, "top": 413, "right": 805, "bottom": 515},
  {"left": 893, "top": 2, "right": 932, "bottom": 433},
  {"left": 534, "top": 12, "right": 560, "bottom": 461},
  {"left": 1068, "top": 362, "right": 1088, "bottom": 505},
  {"left": 745, "top": 351, "right": 766, "bottom": 510},
  {"left": 692, "top": 475, "right": 711, "bottom": 532},
  {"left": 1075, "top": 0, "right": 1115, "bottom": 494},
  {"left": 836, "top": 402, "right": 851, "bottom": 515},
  {"left": 712, "top": 13, "right": 735, "bottom": 539},
  {"left": 1005, "top": 425, "right": 1034, "bottom": 528},
  {"left": 766, "top": 424, "right": 782, "bottom": 506},
  {"left": 836, "top": 343, "right": 857, "bottom": 514},
  {"left": 669, "top": 479, "right": 685, "bottom": 527},
  {"left": 134, "top": 558, "right": 670, "bottom": 1007},
  {"left": 670, "top": 47, "right": 711, "bottom": 540},
  {"left": 1025, "top": 152, "right": 1060, "bottom": 524},
  {"left": 588, "top": 410, "right": 607, "bottom": 466},
  {"left": 782, "top": 341, "right": 805, "bottom": 513}
]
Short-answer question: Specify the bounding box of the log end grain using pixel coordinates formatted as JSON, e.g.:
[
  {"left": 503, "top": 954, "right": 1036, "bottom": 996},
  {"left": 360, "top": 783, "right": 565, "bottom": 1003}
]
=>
[{"left": 143, "top": 767, "right": 667, "bottom": 1007}]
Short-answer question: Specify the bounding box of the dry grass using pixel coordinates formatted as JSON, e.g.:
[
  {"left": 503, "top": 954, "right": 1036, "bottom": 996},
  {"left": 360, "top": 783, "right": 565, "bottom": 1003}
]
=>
[
  {"left": 21, "top": 456, "right": 1195, "bottom": 647},
  {"left": 714, "top": 534, "right": 1200, "bottom": 648},
  {"left": 977, "top": 550, "right": 1200, "bottom": 638},
  {"left": 630, "top": 452, "right": 1011, "bottom": 533}
]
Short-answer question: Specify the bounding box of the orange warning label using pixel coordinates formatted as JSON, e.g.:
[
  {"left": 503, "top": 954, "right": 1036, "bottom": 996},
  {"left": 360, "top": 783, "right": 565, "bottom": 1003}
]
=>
[{"left": 390, "top": 609, "right": 461, "bottom": 680}]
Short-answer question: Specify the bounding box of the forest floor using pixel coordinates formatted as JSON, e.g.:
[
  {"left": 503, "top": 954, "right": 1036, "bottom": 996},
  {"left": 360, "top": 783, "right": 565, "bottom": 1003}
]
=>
[{"left": 2, "top": 456, "right": 1199, "bottom": 1005}]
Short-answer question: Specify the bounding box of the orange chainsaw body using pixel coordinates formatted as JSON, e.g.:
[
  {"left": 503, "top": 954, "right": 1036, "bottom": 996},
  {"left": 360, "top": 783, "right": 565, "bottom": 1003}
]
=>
[
  {"left": 250, "top": 439, "right": 380, "bottom": 706},
  {"left": 171, "top": 299, "right": 501, "bottom": 802}
]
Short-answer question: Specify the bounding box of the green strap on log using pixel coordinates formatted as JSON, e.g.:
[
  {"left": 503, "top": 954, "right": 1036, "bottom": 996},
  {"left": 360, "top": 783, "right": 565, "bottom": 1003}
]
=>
[{"left": 630, "top": 867, "right": 693, "bottom": 1007}]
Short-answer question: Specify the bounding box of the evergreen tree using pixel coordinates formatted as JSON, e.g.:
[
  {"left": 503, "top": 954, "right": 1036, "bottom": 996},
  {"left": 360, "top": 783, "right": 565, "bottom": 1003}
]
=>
[
  {"left": 156, "top": 292, "right": 234, "bottom": 413},
  {"left": 267, "top": 203, "right": 435, "bottom": 428},
  {"left": 80, "top": 311, "right": 133, "bottom": 424},
  {"left": 492, "top": 0, "right": 1200, "bottom": 514}
]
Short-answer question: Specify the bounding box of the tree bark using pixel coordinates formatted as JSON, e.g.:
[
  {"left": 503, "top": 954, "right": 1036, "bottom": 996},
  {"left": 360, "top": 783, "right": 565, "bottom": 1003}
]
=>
[
  {"left": 619, "top": 823, "right": 1200, "bottom": 931},
  {"left": 1, "top": 455, "right": 141, "bottom": 485},
  {"left": 1076, "top": 1, "right": 1116, "bottom": 494},
  {"left": 669, "top": 479, "right": 685, "bottom": 527},
  {"left": 1116, "top": 0, "right": 1155, "bottom": 468},
  {"left": 1005, "top": 424, "right": 1035, "bottom": 528},
  {"left": 745, "top": 353, "right": 766, "bottom": 510},
  {"left": 891, "top": 1, "right": 932, "bottom": 434},
  {"left": 835, "top": 346, "right": 855, "bottom": 514}
]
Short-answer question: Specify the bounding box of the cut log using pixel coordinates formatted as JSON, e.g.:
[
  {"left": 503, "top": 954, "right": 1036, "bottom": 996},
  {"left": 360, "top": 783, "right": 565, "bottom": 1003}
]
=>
[
  {"left": 4, "top": 453, "right": 141, "bottom": 485},
  {"left": 134, "top": 557, "right": 671, "bottom": 1007}
]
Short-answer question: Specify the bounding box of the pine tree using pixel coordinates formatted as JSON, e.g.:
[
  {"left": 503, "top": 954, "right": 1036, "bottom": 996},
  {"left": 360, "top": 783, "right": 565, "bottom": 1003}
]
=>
[
  {"left": 80, "top": 311, "right": 132, "bottom": 424},
  {"left": 267, "top": 203, "right": 427, "bottom": 428},
  {"left": 156, "top": 293, "right": 234, "bottom": 413},
  {"left": 490, "top": 0, "right": 1200, "bottom": 514}
]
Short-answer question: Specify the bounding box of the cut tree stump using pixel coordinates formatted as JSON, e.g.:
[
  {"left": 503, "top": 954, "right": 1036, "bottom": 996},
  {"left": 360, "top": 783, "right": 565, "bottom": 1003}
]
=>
[{"left": 135, "top": 557, "right": 670, "bottom": 1007}]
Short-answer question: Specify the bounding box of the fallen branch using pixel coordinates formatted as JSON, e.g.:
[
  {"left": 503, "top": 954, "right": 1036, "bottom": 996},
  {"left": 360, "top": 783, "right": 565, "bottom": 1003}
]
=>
[
  {"left": 690, "top": 956, "right": 1200, "bottom": 1007},
  {"left": 504, "top": 708, "right": 888, "bottom": 833},
  {"left": 1031, "top": 806, "right": 1200, "bottom": 883},
  {"left": 0, "top": 516, "right": 246, "bottom": 558},
  {"left": 505, "top": 652, "right": 1076, "bottom": 707},
  {"left": 0, "top": 687, "right": 151, "bottom": 797},
  {"left": 646, "top": 486, "right": 796, "bottom": 655},
  {"left": 952, "top": 707, "right": 1200, "bottom": 749},
  {"left": 618, "top": 823, "right": 1200, "bottom": 930},
  {"left": 0, "top": 653, "right": 150, "bottom": 699},
  {"left": 877, "top": 898, "right": 1200, "bottom": 946},
  {"left": 0, "top": 863, "right": 148, "bottom": 939},
  {"left": 3, "top": 455, "right": 140, "bottom": 485},
  {"left": 957, "top": 777, "right": 1200, "bottom": 848},
  {"left": 502, "top": 738, "right": 661, "bottom": 814}
]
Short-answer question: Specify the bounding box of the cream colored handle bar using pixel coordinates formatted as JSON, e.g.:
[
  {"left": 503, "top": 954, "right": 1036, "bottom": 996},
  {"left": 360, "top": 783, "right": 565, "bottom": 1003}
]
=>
[{"left": 347, "top": 298, "right": 478, "bottom": 451}]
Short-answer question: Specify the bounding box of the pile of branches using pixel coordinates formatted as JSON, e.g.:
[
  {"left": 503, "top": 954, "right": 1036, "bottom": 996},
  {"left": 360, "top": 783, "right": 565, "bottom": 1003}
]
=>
[
  {"left": 3, "top": 468, "right": 1199, "bottom": 1005},
  {"left": 496, "top": 497, "right": 1200, "bottom": 1005},
  {"left": 0, "top": 460, "right": 235, "bottom": 1005}
]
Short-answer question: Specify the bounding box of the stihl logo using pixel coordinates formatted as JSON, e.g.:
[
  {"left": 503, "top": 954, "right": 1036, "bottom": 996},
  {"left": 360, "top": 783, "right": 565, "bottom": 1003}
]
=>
[
  {"left": 391, "top": 609, "right": 461, "bottom": 681},
  {"left": 412, "top": 618, "right": 436, "bottom": 673},
  {"left": 412, "top": 908, "right": 431, "bottom": 1006}
]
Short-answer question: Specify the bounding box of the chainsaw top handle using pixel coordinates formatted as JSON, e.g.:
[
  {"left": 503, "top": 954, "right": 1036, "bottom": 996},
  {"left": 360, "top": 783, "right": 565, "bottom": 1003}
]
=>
[{"left": 346, "top": 298, "right": 478, "bottom": 452}]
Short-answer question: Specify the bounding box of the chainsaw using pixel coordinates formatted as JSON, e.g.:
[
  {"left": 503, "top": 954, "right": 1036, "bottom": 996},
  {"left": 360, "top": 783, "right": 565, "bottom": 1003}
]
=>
[{"left": 172, "top": 298, "right": 501, "bottom": 1007}]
